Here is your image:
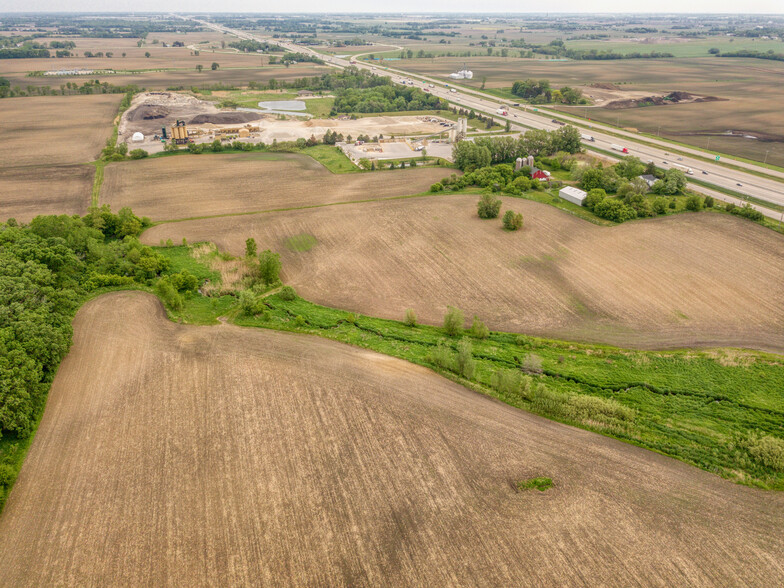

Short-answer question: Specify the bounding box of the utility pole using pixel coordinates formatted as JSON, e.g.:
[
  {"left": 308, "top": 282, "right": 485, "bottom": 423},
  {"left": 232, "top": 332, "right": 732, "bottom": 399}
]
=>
[{"left": 764, "top": 150, "right": 770, "bottom": 164}]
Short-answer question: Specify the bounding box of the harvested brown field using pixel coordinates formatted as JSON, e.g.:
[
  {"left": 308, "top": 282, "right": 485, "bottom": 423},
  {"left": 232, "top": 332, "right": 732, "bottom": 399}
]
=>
[
  {"left": 0, "top": 291, "right": 782, "bottom": 585},
  {"left": 142, "top": 195, "right": 784, "bottom": 351},
  {"left": 101, "top": 153, "right": 448, "bottom": 221},
  {"left": 0, "top": 95, "right": 121, "bottom": 167},
  {"left": 0, "top": 165, "right": 94, "bottom": 223},
  {"left": 3, "top": 66, "right": 328, "bottom": 92}
]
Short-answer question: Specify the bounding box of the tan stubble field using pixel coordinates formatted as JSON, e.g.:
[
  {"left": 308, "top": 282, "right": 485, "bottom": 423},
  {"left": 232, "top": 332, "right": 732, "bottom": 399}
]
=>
[
  {"left": 0, "top": 291, "right": 782, "bottom": 586},
  {"left": 141, "top": 195, "right": 784, "bottom": 351}
]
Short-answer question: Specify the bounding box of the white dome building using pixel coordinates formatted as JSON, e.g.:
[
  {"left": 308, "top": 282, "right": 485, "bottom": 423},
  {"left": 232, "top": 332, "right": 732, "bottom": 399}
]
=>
[{"left": 131, "top": 132, "right": 144, "bottom": 142}]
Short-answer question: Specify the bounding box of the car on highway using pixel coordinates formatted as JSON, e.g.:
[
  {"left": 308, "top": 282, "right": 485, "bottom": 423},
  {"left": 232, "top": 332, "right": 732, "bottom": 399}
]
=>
[
  {"left": 677, "top": 157, "right": 683, "bottom": 161},
  {"left": 737, "top": 183, "right": 743, "bottom": 187},
  {"left": 702, "top": 171, "right": 709, "bottom": 175}
]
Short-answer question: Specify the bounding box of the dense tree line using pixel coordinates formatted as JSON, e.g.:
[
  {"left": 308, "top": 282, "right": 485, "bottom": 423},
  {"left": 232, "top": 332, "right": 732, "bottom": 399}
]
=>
[
  {"left": 431, "top": 162, "right": 557, "bottom": 206},
  {"left": 228, "top": 39, "right": 284, "bottom": 53},
  {"left": 0, "top": 80, "right": 138, "bottom": 99},
  {"left": 511, "top": 39, "right": 674, "bottom": 60},
  {"left": 0, "top": 45, "right": 50, "bottom": 59},
  {"left": 573, "top": 156, "right": 692, "bottom": 221},
  {"left": 714, "top": 49, "right": 784, "bottom": 62},
  {"left": 279, "top": 52, "right": 324, "bottom": 65},
  {"left": 0, "top": 208, "right": 208, "bottom": 505},
  {"left": 511, "top": 79, "right": 585, "bottom": 105},
  {"left": 331, "top": 83, "right": 448, "bottom": 113},
  {"left": 452, "top": 126, "right": 582, "bottom": 171}
]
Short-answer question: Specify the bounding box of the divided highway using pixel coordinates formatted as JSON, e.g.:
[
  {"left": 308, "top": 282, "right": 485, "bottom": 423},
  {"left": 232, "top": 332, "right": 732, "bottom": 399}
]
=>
[{"left": 192, "top": 17, "right": 784, "bottom": 218}]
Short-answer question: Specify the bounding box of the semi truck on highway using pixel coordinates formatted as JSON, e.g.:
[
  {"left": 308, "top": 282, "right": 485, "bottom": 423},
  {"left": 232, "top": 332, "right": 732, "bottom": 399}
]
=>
[
  {"left": 497, "top": 108, "right": 508, "bottom": 116},
  {"left": 581, "top": 133, "right": 595, "bottom": 142},
  {"left": 611, "top": 144, "right": 629, "bottom": 154},
  {"left": 673, "top": 163, "right": 695, "bottom": 175}
]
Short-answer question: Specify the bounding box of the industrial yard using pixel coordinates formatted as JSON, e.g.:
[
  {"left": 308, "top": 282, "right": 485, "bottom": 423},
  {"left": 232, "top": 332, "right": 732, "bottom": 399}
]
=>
[{"left": 119, "top": 92, "right": 455, "bottom": 152}]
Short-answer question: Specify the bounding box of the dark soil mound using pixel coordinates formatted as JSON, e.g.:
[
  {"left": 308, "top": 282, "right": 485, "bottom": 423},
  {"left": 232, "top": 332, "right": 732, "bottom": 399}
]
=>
[
  {"left": 604, "top": 91, "right": 727, "bottom": 110},
  {"left": 188, "top": 112, "right": 264, "bottom": 125},
  {"left": 126, "top": 105, "right": 170, "bottom": 122}
]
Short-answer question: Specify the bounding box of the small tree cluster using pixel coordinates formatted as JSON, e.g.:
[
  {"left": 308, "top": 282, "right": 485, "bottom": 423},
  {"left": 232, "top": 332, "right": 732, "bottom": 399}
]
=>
[
  {"left": 443, "top": 306, "right": 465, "bottom": 336},
  {"left": 477, "top": 194, "right": 502, "bottom": 219},
  {"left": 502, "top": 210, "right": 523, "bottom": 231}
]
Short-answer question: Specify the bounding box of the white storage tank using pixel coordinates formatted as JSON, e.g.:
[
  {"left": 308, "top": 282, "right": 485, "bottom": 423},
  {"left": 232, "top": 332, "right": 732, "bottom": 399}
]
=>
[{"left": 131, "top": 132, "right": 144, "bottom": 142}]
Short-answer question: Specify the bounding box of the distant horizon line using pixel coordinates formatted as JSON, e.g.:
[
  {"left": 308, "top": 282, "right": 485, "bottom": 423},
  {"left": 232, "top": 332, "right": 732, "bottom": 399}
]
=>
[{"left": 1, "top": 11, "right": 783, "bottom": 16}]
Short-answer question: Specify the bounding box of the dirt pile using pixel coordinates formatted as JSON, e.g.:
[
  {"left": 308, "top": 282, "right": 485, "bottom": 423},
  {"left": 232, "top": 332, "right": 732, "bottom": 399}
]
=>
[
  {"left": 125, "top": 104, "right": 169, "bottom": 121},
  {"left": 188, "top": 111, "right": 265, "bottom": 125},
  {"left": 605, "top": 91, "right": 726, "bottom": 109},
  {"left": 590, "top": 82, "right": 621, "bottom": 91}
]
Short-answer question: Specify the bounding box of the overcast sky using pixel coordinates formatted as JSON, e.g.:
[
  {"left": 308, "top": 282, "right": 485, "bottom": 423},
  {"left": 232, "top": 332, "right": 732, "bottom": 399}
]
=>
[{"left": 0, "top": 2, "right": 782, "bottom": 14}]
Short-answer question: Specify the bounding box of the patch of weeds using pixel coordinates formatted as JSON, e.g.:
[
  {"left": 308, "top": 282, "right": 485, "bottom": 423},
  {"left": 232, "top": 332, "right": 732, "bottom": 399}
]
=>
[
  {"left": 516, "top": 477, "right": 554, "bottom": 492},
  {"left": 285, "top": 233, "right": 318, "bottom": 252}
]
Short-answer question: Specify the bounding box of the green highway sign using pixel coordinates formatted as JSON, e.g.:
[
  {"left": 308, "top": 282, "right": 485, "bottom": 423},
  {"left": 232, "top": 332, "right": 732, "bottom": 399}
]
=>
[{"left": 715, "top": 155, "right": 720, "bottom": 161}]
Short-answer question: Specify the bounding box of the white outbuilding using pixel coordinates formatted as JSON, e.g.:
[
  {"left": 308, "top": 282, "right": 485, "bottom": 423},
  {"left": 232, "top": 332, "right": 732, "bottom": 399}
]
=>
[
  {"left": 131, "top": 132, "right": 144, "bottom": 142},
  {"left": 559, "top": 186, "right": 587, "bottom": 206}
]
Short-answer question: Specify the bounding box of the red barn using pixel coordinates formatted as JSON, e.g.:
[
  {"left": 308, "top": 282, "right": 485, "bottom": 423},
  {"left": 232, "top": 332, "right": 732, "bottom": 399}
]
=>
[{"left": 531, "top": 167, "right": 551, "bottom": 181}]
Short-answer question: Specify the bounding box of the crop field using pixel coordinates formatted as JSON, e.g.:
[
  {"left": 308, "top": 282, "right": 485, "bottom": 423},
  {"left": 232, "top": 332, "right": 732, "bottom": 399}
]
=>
[
  {"left": 0, "top": 49, "right": 274, "bottom": 77},
  {"left": 101, "top": 153, "right": 447, "bottom": 220},
  {"left": 0, "top": 291, "right": 781, "bottom": 585},
  {"left": 0, "top": 95, "right": 122, "bottom": 167},
  {"left": 0, "top": 164, "right": 93, "bottom": 223},
  {"left": 0, "top": 31, "right": 281, "bottom": 76},
  {"left": 142, "top": 195, "right": 784, "bottom": 351},
  {"left": 398, "top": 56, "right": 784, "bottom": 166},
  {"left": 564, "top": 37, "right": 784, "bottom": 58},
  {"left": 2, "top": 64, "right": 329, "bottom": 91}
]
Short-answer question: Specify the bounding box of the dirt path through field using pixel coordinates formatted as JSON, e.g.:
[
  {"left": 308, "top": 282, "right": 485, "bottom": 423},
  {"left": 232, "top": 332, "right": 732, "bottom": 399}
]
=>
[
  {"left": 0, "top": 291, "right": 782, "bottom": 586},
  {"left": 142, "top": 195, "right": 784, "bottom": 352}
]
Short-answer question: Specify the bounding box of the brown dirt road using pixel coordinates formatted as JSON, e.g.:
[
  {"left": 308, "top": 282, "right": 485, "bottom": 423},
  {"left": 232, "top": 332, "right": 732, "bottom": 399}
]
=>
[
  {"left": 102, "top": 153, "right": 447, "bottom": 221},
  {"left": 0, "top": 291, "right": 782, "bottom": 586},
  {"left": 141, "top": 195, "right": 784, "bottom": 352}
]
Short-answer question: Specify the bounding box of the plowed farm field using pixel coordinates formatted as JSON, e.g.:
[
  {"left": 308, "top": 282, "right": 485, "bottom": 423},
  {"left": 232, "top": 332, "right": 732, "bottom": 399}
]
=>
[
  {"left": 0, "top": 292, "right": 782, "bottom": 585},
  {"left": 101, "top": 153, "right": 448, "bottom": 220},
  {"left": 0, "top": 94, "right": 122, "bottom": 167},
  {"left": 0, "top": 164, "right": 93, "bottom": 223},
  {"left": 142, "top": 195, "right": 784, "bottom": 351}
]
